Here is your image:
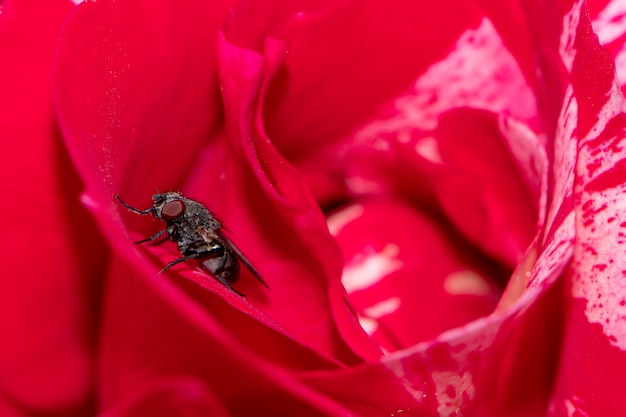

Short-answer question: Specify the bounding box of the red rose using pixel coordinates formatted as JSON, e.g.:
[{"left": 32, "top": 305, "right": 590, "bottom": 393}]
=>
[{"left": 2, "top": 0, "right": 626, "bottom": 415}]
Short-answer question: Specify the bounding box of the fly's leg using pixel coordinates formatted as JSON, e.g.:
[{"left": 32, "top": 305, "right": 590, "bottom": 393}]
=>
[
  {"left": 115, "top": 195, "right": 152, "bottom": 215},
  {"left": 211, "top": 272, "right": 245, "bottom": 298},
  {"left": 159, "top": 252, "right": 205, "bottom": 273},
  {"left": 136, "top": 227, "right": 171, "bottom": 244},
  {"left": 116, "top": 195, "right": 166, "bottom": 244},
  {"left": 161, "top": 246, "right": 246, "bottom": 297}
]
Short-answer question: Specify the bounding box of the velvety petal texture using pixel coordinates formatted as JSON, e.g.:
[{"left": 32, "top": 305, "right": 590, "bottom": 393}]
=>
[
  {"left": 2, "top": 0, "right": 625, "bottom": 415},
  {"left": 547, "top": 1, "right": 626, "bottom": 416},
  {"left": 98, "top": 377, "right": 231, "bottom": 417},
  {"left": 329, "top": 198, "right": 501, "bottom": 352},
  {"left": 0, "top": 1, "right": 105, "bottom": 416}
]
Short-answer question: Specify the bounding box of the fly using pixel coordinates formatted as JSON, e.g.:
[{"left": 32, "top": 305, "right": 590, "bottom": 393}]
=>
[{"left": 115, "top": 191, "right": 268, "bottom": 297}]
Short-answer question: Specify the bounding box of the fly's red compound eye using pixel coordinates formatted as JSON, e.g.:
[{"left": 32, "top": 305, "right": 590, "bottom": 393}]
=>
[{"left": 161, "top": 200, "right": 186, "bottom": 220}]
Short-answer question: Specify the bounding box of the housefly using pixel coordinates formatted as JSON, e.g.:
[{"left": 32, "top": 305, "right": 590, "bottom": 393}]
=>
[{"left": 115, "top": 191, "right": 268, "bottom": 297}]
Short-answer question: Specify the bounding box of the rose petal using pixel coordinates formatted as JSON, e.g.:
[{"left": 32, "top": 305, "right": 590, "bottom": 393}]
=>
[
  {"left": 0, "top": 400, "right": 26, "bottom": 417},
  {"left": 181, "top": 33, "right": 380, "bottom": 362},
  {"left": 224, "top": 0, "right": 336, "bottom": 51},
  {"left": 547, "top": 1, "right": 626, "bottom": 415},
  {"left": 53, "top": 0, "right": 233, "bottom": 204},
  {"left": 219, "top": 0, "right": 543, "bottom": 360},
  {"left": 300, "top": 0, "right": 597, "bottom": 412},
  {"left": 300, "top": 272, "right": 567, "bottom": 416},
  {"left": 589, "top": 0, "right": 626, "bottom": 92},
  {"left": 473, "top": 0, "right": 537, "bottom": 91},
  {"left": 52, "top": 0, "right": 364, "bottom": 406},
  {"left": 46, "top": 0, "right": 626, "bottom": 415},
  {"left": 302, "top": 162, "right": 577, "bottom": 413},
  {"left": 278, "top": 9, "right": 544, "bottom": 267},
  {"left": 329, "top": 198, "right": 501, "bottom": 352},
  {"left": 261, "top": 0, "right": 488, "bottom": 157},
  {"left": 54, "top": 0, "right": 378, "bottom": 393},
  {"left": 432, "top": 109, "right": 540, "bottom": 267},
  {"left": 99, "top": 377, "right": 230, "bottom": 417},
  {"left": 97, "top": 257, "right": 358, "bottom": 416},
  {"left": 331, "top": 108, "right": 543, "bottom": 270},
  {"left": 0, "top": 0, "right": 105, "bottom": 414}
]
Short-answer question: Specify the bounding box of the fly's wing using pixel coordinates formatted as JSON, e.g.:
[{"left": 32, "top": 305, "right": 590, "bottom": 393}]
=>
[{"left": 218, "top": 230, "right": 269, "bottom": 288}]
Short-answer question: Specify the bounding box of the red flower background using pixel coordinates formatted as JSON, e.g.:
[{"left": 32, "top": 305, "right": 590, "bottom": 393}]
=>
[{"left": 2, "top": 0, "right": 626, "bottom": 415}]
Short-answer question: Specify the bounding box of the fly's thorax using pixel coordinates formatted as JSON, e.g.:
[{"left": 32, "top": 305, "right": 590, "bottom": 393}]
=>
[
  {"left": 174, "top": 220, "right": 206, "bottom": 252},
  {"left": 183, "top": 199, "right": 222, "bottom": 229}
]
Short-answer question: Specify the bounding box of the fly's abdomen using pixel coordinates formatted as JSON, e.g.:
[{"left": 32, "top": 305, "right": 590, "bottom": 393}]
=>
[{"left": 201, "top": 248, "right": 240, "bottom": 283}]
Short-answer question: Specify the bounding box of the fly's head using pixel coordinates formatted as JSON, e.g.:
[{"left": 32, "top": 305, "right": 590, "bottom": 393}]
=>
[{"left": 150, "top": 192, "right": 187, "bottom": 222}]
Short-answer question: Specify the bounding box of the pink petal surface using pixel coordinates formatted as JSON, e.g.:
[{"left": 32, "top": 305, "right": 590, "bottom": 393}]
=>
[
  {"left": 547, "top": 1, "right": 626, "bottom": 416},
  {"left": 329, "top": 198, "right": 501, "bottom": 352},
  {"left": 241, "top": 0, "right": 575, "bottom": 414},
  {"left": 0, "top": 0, "right": 105, "bottom": 415},
  {"left": 98, "top": 377, "right": 230, "bottom": 417},
  {"left": 323, "top": 107, "right": 545, "bottom": 270},
  {"left": 53, "top": 0, "right": 233, "bottom": 203},
  {"left": 96, "top": 257, "right": 357, "bottom": 416},
  {"left": 429, "top": 109, "right": 540, "bottom": 267},
  {"left": 290, "top": 0, "right": 609, "bottom": 415},
  {"left": 261, "top": 0, "right": 489, "bottom": 158},
  {"left": 299, "top": 161, "right": 573, "bottom": 416},
  {"left": 0, "top": 403, "right": 26, "bottom": 417},
  {"left": 298, "top": 242, "right": 570, "bottom": 416},
  {"left": 589, "top": 0, "right": 626, "bottom": 92},
  {"left": 279, "top": 7, "right": 544, "bottom": 267},
  {"left": 224, "top": 0, "right": 337, "bottom": 51}
]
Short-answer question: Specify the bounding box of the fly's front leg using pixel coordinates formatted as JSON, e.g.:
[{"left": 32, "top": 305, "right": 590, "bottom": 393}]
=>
[
  {"left": 136, "top": 227, "right": 172, "bottom": 244},
  {"left": 115, "top": 195, "right": 152, "bottom": 215}
]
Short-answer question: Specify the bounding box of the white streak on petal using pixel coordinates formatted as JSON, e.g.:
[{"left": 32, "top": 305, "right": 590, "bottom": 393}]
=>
[
  {"left": 444, "top": 271, "right": 492, "bottom": 296},
  {"left": 592, "top": 1, "right": 626, "bottom": 46},
  {"left": 560, "top": 0, "right": 584, "bottom": 72},
  {"left": 563, "top": 397, "right": 590, "bottom": 417},
  {"left": 326, "top": 204, "right": 364, "bottom": 236},
  {"left": 573, "top": 76, "right": 626, "bottom": 349},
  {"left": 345, "top": 176, "right": 382, "bottom": 194},
  {"left": 80, "top": 193, "right": 100, "bottom": 210},
  {"left": 385, "top": 359, "right": 425, "bottom": 401},
  {"left": 414, "top": 136, "right": 442, "bottom": 164},
  {"left": 354, "top": 17, "right": 538, "bottom": 140},
  {"left": 498, "top": 115, "right": 549, "bottom": 227},
  {"left": 363, "top": 297, "right": 401, "bottom": 318},
  {"left": 432, "top": 370, "right": 475, "bottom": 417},
  {"left": 357, "top": 316, "right": 378, "bottom": 335},
  {"left": 342, "top": 244, "right": 403, "bottom": 293}
]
